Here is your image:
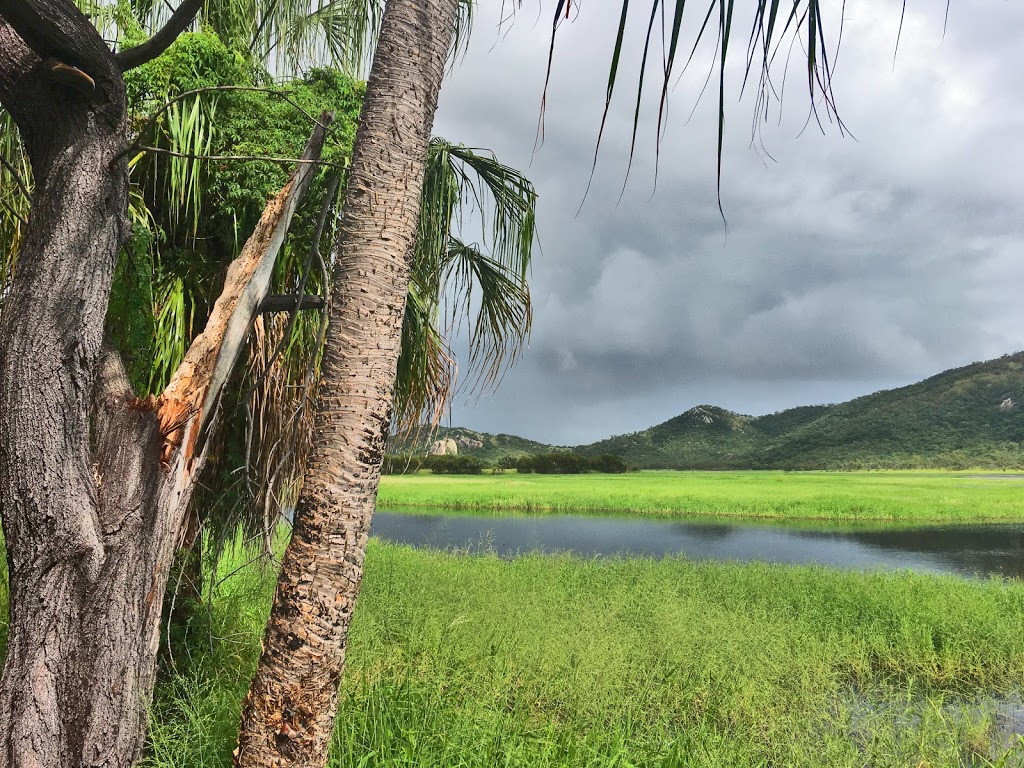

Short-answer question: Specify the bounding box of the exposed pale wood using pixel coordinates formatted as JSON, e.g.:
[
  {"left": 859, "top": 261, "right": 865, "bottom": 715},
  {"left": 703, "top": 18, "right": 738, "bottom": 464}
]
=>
[{"left": 159, "top": 114, "right": 333, "bottom": 467}]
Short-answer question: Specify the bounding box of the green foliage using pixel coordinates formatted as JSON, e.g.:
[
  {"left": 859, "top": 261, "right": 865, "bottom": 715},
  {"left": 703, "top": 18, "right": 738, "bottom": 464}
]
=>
[
  {"left": 421, "top": 454, "right": 486, "bottom": 475},
  {"left": 515, "top": 451, "right": 631, "bottom": 474},
  {"left": 0, "top": 113, "right": 29, "bottom": 299},
  {"left": 107, "top": 228, "right": 158, "bottom": 392},
  {"left": 141, "top": 541, "right": 1024, "bottom": 767},
  {"left": 378, "top": 470, "right": 1024, "bottom": 524}
]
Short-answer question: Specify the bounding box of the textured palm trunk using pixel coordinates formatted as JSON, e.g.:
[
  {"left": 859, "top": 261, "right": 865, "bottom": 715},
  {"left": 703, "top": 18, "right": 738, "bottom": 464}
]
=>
[
  {"left": 233, "top": 0, "right": 459, "bottom": 765},
  {"left": 0, "top": 8, "right": 331, "bottom": 763}
]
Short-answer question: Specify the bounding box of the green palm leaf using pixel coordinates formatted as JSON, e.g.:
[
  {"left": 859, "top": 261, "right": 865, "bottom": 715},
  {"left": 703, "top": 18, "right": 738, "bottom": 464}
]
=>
[
  {"left": 544, "top": 0, "right": 843, "bottom": 207},
  {"left": 394, "top": 138, "right": 537, "bottom": 431}
]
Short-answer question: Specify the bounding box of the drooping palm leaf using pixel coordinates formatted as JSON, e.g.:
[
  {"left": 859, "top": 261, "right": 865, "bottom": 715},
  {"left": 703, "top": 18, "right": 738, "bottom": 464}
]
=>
[
  {"left": 541, "top": 0, "right": 846, "bottom": 208},
  {"left": 443, "top": 236, "right": 532, "bottom": 394},
  {"left": 396, "top": 138, "right": 537, "bottom": 432}
]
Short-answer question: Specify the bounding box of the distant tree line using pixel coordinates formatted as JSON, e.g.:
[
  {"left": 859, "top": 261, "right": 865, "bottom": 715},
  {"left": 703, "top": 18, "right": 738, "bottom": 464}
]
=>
[
  {"left": 382, "top": 451, "right": 633, "bottom": 475},
  {"left": 513, "top": 452, "right": 631, "bottom": 474}
]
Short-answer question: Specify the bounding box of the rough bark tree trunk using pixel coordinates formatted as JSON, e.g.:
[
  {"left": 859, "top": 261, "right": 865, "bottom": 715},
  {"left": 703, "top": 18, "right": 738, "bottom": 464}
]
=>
[
  {"left": 0, "top": 7, "right": 332, "bottom": 761},
  {"left": 233, "top": 0, "right": 460, "bottom": 765}
]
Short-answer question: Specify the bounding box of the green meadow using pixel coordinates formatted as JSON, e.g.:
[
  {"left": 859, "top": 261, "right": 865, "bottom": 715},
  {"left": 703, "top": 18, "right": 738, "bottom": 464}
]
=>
[
  {"left": 29, "top": 469, "right": 1019, "bottom": 765},
  {"left": 377, "top": 470, "right": 1024, "bottom": 523},
  {"left": 146, "top": 542, "right": 1024, "bottom": 767}
]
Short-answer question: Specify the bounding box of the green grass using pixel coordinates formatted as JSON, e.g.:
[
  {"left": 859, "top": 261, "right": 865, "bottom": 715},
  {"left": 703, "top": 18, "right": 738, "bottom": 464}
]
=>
[
  {"left": 146, "top": 542, "right": 1024, "bottom": 767},
  {"left": 377, "top": 470, "right": 1024, "bottom": 523}
]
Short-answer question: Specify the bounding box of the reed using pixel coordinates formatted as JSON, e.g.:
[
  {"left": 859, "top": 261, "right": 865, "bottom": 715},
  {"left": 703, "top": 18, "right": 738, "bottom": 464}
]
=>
[
  {"left": 144, "top": 541, "right": 1024, "bottom": 767},
  {"left": 377, "top": 470, "right": 1024, "bottom": 523}
]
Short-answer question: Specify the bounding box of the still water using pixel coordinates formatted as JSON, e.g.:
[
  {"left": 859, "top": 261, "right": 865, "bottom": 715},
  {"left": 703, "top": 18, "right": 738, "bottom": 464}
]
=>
[{"left": 372, "top": 509, "right": 1024, "bottom": 579}]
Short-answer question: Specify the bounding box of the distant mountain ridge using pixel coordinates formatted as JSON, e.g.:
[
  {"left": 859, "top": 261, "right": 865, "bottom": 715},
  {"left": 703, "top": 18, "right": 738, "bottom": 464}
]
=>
[
  {"left": 390, "top": 426, "right": 562, "bottom": 464},
  {"left": 395, "top": 353, "right": 1024, "bottom": 470}
]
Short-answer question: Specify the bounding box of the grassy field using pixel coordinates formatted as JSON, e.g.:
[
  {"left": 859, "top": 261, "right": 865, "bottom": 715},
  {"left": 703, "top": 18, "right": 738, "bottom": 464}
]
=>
[
  {"left": 146, "top": 542, "right": 1024, "bottom": 767},
  {"left": 377, "top": 470, "right": 1024, "bottom": 523}
]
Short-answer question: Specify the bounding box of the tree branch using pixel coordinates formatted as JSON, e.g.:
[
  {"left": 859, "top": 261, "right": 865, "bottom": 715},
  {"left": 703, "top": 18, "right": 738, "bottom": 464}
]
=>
[
  {"left": 157, "top": 111, "right": 335, "bottom": 469},
  {"left": 0, "top": 18, "right": 42, "bottom": 112},
  {"left": 115, "top": 0, "right": 205, "bottom": 72},
  {"left": 135, "top": 145, "right": 344, "bottom": 169},
  {"left": 0, "top": 1, "right": 124, "bottom": 144},
  {"left": 0, "top": 0, "right": 115, "bottom": 81},
  {"left": 0, "top": 153, "right": 30, "bottom": 201}
]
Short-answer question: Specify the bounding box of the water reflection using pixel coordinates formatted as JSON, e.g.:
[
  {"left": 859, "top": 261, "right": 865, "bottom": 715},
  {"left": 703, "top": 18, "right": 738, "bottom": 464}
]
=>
[{"left": 371, "top": 509, "right": 1024, "bottom": 579}]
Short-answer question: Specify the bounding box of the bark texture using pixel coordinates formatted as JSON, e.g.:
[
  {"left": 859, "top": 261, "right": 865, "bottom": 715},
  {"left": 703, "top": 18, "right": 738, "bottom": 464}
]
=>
[
  {"left": 233, "top": 0, "right": 460, "bottom": 765},
  {"left": 0, "top": 7, "right": 140, "bottom": 765},
  {"left": 0, "top": 5, "right": 329, "bottom": 759}
]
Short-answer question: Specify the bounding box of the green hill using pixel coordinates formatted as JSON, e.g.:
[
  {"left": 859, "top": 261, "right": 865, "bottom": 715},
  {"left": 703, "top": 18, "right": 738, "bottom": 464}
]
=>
[
  {"left": 576, "top": 353, "right": 1024, "bottom": 469},
  {"left": 393, "top": 353, "right": 1024, "bottom": 470},
  {"left": 390, "top": 426, "right": 558, "bottom": 464}
]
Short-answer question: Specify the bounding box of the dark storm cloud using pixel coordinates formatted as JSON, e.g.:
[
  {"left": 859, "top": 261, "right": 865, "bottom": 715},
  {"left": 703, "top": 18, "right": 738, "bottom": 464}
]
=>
[{"left": 431, "top": 0, "right": 1024, "bottom": 444}]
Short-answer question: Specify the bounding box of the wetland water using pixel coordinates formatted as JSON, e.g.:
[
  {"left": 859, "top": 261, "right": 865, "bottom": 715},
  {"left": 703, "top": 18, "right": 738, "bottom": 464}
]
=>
[{"left": 372, "top": 509, "right": 1024, "bottom": 579}]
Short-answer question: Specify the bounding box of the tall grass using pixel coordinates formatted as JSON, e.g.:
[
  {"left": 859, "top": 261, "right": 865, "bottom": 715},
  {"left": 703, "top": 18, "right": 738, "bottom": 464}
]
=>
[
  {"left": 378, "top": 470, "right": 1024, "bottom": 523},
  {"left": 145, "top": 541, "right": 1024, "bottom": 767}
]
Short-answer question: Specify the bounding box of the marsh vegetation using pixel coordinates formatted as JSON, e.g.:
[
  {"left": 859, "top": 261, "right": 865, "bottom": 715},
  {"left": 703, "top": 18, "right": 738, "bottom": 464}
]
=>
[
  {"left": 138, "top": 541, "right": 1024, "bottom": 767},
  {"left": 378, "top": 470, "right": 1024, "bottom": 523}
]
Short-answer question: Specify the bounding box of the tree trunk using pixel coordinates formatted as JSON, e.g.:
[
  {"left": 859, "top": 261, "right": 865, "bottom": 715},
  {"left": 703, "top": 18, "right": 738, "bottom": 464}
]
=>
[
  {"left": 233, "top": 0, "right": 459, "bottom": 765},
  {"left": 0, "top": 8, "right": 332, "bottom": 761}
]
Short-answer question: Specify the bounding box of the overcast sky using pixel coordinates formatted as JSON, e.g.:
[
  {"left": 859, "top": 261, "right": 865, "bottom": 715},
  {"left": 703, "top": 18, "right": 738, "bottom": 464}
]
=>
[{"left": 429, "top": 0, "right": 1024, "bottom": 446}]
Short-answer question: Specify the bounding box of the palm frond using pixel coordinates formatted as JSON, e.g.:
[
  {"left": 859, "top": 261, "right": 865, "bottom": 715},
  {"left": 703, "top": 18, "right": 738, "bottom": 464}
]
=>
[
  {"left": 149, "top": 268, "right": 195, "bottom": 393},
  {"left": 397, "top": 138, "right": 537, "bottom": 428},
  {"left": 393, "top": 280, "right": 456, "bottom": 435},
  {"left": 161, "top": 95, "right": 217, "bottom": 238},
  {"left": 443, "top": 237, "right": 532, "bottom": 396},
  {"left": 543, "top": 0, "right": 845, "bottom": 208}
]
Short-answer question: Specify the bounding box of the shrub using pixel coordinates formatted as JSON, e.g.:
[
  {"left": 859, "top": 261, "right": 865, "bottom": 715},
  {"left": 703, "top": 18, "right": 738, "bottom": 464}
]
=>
[{"left": 422, "top": 454, "right": 487, "bottom": 475}]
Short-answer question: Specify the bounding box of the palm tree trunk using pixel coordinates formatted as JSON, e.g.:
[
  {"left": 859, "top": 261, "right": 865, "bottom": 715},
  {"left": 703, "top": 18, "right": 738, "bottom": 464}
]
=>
[{"left": 233, "top": 0, "right": 459, "bottom": 765}]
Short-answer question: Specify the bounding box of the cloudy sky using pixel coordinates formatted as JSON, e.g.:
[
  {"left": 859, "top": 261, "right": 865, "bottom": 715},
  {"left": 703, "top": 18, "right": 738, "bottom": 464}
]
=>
[{"left": 429, "top": 0, "right": 1024, "bottom": 446}]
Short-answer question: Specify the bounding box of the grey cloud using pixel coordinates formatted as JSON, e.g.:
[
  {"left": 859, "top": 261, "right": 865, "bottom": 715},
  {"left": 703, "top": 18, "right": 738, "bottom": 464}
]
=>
[{"left": 431, "top": 0, "right": 1024, "bottom": 444}]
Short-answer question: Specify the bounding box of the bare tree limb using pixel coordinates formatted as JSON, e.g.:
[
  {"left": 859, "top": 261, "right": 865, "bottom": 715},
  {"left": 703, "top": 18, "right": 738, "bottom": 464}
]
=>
[
  {"left": 115, "top": 0, "right": 205, "bottom": 71},
  {"left": 135, "top": 145, "right": 344, "bottom": 169},
  {"left": 157, "top": 111, "right": 335, "bottom": 469},
  {"left": 0, "top": 153, "right": 30, "bottom": 201}
]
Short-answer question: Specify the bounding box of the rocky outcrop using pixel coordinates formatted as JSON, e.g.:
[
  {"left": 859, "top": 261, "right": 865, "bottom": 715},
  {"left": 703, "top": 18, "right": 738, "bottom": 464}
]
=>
[{"left": 428, "top": 438, "right": 458, "bottom": 456}]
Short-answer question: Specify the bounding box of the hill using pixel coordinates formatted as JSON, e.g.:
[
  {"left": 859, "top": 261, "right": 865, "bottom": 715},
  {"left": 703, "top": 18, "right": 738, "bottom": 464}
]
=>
[
  {"left": 391, "top": 353, "right": 1024, "bottom": 470},
  {"left": 576, "top": 353, "right": 1024, "bottom": 470},
  {"left": 389, "top": 426, "right": 557, "bottom": 464}
]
